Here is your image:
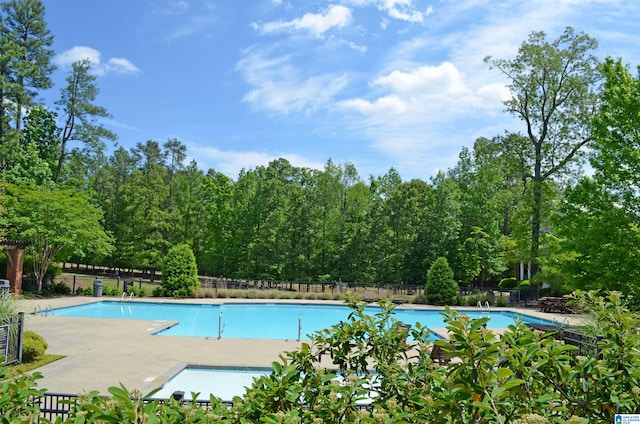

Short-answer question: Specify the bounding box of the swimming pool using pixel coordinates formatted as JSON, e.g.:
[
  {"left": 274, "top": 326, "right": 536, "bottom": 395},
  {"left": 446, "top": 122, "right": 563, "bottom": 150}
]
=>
[
  {"left": 152, "top": 366, "right": 270, "bottom": 401},
  {"left": 49, "top": 301, "right": 554, "bottom": 340}
]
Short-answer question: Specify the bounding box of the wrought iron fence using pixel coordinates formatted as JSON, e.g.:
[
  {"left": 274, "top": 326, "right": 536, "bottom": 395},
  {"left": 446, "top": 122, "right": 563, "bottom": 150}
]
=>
[
  {"left": 35, "top": 391, "right": 368, "bottom": 422},
  {"left": 35, "top": 393, "right": 76, "bottom": 422},
  {"left": 34, "top": 392, "right": 220, "bottom": 422},
  {"left": 559, "top": 328, "right": 603, "bottom": 359},
  {"left": 1, "top": 311, "right": 24, "bottom": 365}
]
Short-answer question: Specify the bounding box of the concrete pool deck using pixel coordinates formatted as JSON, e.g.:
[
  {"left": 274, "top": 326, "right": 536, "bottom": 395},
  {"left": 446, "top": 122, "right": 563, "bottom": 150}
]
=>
[{"left": 17, "top": 296, "right": 584, "bottom": 396}]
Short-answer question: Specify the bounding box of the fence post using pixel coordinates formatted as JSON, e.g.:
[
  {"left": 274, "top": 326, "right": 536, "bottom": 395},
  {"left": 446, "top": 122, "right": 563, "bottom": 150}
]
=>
[
  {"left": 72, "top": 275, "right": 76, "bottom": 295},
  {"left": 18, "top": 312, "right": 24, "bottom": 364}
]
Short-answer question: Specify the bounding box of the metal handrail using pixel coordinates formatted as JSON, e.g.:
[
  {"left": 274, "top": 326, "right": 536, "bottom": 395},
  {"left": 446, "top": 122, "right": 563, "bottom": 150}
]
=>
[{"left": 218, "top": 311, "right": 225, "bottom": 339}]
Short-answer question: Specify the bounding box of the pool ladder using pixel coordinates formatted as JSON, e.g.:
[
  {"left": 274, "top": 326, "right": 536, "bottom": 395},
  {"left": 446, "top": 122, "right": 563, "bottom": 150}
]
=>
[
  {"left": 218, "top": 311, "right": 225, "bottom": 339},
  {"left": 34, "top": 304, "right": 52, "bottom": 316},
  {"left": 216, "top": 312, "right": 301, "bottom": 341},
  {"left": 120, "top": 292, "right": 135, "bottom": 303},
  {"left": 477, "top": 300, "right": 490, "bottom": 312}
]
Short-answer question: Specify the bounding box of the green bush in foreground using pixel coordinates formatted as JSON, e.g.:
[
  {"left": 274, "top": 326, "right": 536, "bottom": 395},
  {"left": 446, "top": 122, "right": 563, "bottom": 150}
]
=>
[
  {"left": 21, "top": 331, "right": 48, "bottom": 363},
  {"left": 2, "top": 291, "right": 640, "bottom": 422}
]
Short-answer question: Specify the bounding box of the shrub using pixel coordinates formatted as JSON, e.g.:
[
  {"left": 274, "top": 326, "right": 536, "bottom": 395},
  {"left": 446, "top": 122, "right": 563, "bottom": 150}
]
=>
[
  {"left": 465, "top": 294, "right": 490, "bottom": 306},
  {"left": 43, "top": 281, "right": 71, "bottom": 295},
  {"left": 516, "top": 279, "right": 531, "bottom": 289},
  {"left": 425, "top": 257, "right": 458, "bottom": 305},
  {"left": 161, "top": 244, "right": 200, "bottom": 298},
  {"left": 152, "top": 286, "right": 165, "bottom": 297},
  {"left": 499, "top": 277, "right": 518, "bottom": 289},
  {"left": 413, "top": 293, "right": 428, "bottom": 304},
  {"left": 22, "top": 331, "right": 48, "bottom": 363},
  {"left": 0, "top": 366, "right": 46, "bottom": 421}
]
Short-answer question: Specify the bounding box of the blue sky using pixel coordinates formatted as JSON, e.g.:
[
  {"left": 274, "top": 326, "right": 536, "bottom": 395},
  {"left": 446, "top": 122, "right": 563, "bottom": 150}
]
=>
[{"left": 41, "top": 0, "right": 640, "bottom": 181}]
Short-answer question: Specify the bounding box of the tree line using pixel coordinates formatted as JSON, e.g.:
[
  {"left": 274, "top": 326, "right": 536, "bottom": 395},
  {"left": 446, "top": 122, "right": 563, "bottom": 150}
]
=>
[{"left": 1, "top": 0, "right": 639, "bottom": 300}]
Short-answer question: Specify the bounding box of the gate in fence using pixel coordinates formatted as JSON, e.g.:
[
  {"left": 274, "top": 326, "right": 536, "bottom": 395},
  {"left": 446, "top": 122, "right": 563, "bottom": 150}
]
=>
[{"left": 0, "top": 311, "right": 24, "bottom": 365}]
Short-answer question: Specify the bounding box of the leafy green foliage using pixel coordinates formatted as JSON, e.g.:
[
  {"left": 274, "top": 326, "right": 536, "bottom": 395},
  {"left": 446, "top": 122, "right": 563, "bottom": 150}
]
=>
[
  {"left": 485, "top": 27, "right": 601, "bottom": 277},
  {"left": 0, "top": 366, "right": 47, "bottom": 423},
  {"left": 161, "top": 243, "right": 199, "bottom": 298},
  {"left": 426, "top": 257, "right": 459, "bottom": 305},
  {"left": 1, "top": 293, "right": 640, "bottom": 422},
  {"left": 0, "top": 292, "right": 16, "bottom": 320},
  {"left": 3, "top": 184, "right": 114, "bottom": 292},
  {"left": 544, "top": 58, "right": 640, "bottom": 299},
  {"left": 43, "top": 281, "right": 71, "bottom": 296},
  {"left": 498, "top": 277, "right": 517, "bottom": 289},
  {"left": 21, "top": 331, "right": 47, "bottom": 363}
]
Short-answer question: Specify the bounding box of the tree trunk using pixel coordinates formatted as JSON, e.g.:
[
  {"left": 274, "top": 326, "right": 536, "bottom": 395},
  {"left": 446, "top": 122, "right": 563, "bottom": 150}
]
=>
[{"left": 530, "top": 146, "right": 543, "bottom": 277}]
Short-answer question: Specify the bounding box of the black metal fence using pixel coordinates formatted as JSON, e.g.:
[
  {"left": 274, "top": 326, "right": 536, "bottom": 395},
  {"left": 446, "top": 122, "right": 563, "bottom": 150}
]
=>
[
  {"left": 558, "top": 328, "right": 602, "bottom": 359},
  {"left": 35, "top": 392, "right": 366, "bottom": 422},
  {"left": 36, "top": 393, "right": 76, "bottom": 422},
  {"left": 527, "top": 323, "right": 603, "bottom": 359},
  {"left": 198, "top": 278, "right": 423, "bottom": 296},
  {"left": 1, "top": 311, "right": 24, "bottom": 365},
  {"left": 35, "top": 392, "right": 221, "bottom": 422}
]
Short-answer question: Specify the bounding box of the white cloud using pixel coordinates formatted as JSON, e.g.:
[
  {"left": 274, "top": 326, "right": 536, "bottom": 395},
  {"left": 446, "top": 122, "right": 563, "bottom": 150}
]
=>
[
  {"left": 237, "top": 51, "right": 349, "bottom": 114},
  {"left": 382, "top": 0, "right": 427, "bottom": 23},
  {"left": 105, "top": 58, "right": 141, "bottom": 74},
  {"left": 149, "top": 0, "right": 190, "bottom": 16},
  {"left": 253, "top": 5, "right": 352, "bottom": 37},
  {"left": 339, "top": 62, "right": 491, "bottom": 118},
  {"left": 55, "top": 46, "right": 101, "bottom": 66},
  {"left": 335, "top": 60, "right": 510, "bottom": 178},
  {"left": 55, "top": 46, "right": 141, "bottom": 76},
  {"left": 166, "top": 14, "right": 217, "bottom": 41},
  {"left": 343, "top": 0, "right": 430, "bottom": 23},
  {"left": 187, "top": 145, "right": 325, "bottom": 178}
]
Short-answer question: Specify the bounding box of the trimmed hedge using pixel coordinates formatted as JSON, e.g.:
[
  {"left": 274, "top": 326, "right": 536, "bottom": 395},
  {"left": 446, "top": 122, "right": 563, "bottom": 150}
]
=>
[{"left": 22, "top": 331, "right": 48, "bottom": 363}]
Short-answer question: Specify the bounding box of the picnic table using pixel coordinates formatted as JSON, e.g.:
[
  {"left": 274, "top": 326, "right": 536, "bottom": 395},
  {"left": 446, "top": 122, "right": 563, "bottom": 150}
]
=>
[{"left": 539, "top": 297, "right": 570, "bottom": 313}]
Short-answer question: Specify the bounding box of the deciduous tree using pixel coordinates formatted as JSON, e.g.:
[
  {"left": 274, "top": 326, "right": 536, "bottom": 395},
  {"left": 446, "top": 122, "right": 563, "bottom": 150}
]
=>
[
  {"left": 546, "top": 58, "right": 640, "bottom": 298},
  {"left": 485, "top": 27, "right": 600, "bottom": 277},
  {"left": 4, "top": 184, "right": 113, "bottom": 292}
]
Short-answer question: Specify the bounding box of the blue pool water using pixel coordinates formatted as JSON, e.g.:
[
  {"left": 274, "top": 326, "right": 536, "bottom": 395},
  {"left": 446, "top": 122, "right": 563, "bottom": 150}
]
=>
[
  {"left": 50, "top": 301, "right": 554, "bottom": 340},
  {"left": 152, "top": 366, "right": 380, "bottom": 402},
  {"left": 153, "top": 367, "right": 271, "bottom": 401}
]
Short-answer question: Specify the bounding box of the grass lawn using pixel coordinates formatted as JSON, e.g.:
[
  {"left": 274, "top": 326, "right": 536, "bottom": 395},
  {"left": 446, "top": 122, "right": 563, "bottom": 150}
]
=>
[{"left": 3, "top": 355, "right": 65, "bottom": 379}]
